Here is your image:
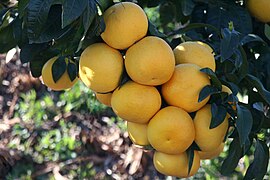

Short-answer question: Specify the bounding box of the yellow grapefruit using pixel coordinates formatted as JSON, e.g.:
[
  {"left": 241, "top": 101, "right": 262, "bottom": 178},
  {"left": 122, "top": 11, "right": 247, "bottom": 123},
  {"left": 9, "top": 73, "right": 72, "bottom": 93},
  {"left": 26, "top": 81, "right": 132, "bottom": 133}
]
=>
[
  {"left": 101, "top": 2, "right": 148, "bottom": 49},
  {"left": 125, "top": 36, "right": 175, "bottom": 86},
  {"left": 41, "top": 57, "right": 78, "bottom": 91},
  {"left": 161, "top": 64, "right": 210, "bottom": 113},
  {"left": 79, "top": 43, "right": 124, "bottom": 93},
  {"left": 111, "top": 81, "right": 161, "bottom": 124},
  {"left": 153, "top": 151, "right": 200, "bottom": 178},
  {"left": 194, "top": 104, "right": 229, "bottom": 152},
  {"left": 127, "top": 122, "right": 149, "bottom": 146},
  {"left": 147, "top": 106, "right": 195, "bottom": 154},
  {"left": 173, "top": 41, "right": 216, "bottom": 71}
]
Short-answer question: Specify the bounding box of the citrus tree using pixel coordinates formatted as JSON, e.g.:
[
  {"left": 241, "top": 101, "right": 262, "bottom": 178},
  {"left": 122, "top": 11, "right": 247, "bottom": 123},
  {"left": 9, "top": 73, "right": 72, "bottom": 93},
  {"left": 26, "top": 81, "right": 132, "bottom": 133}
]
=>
[{"left": 1, "top": 0, "right": 270, "bottom": 179}]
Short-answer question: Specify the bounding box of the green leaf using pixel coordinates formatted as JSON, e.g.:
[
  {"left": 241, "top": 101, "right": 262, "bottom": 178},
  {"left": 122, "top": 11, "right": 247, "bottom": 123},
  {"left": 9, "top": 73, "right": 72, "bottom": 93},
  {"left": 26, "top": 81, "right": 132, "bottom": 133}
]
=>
[
  {"left": 189, "top": 141, "right": 201, "bottom": 151},
  {"left": 234, "top": 46, "right": 248, "bottom": 82},
  {"left": 181, "top": 0, "right": 195, "bottom": 16},
  {"left": 30, "top": 5, "right": 73, "bottom": 44},
  {"left": 67, "top": 61, "right": 77, "bottom": 81},
  {"left": 198, "top": 85, "right": 219, "bottom": 102},
  {"left": 186, "top": 148, "right": 194, "bottom": 176},
  {"left": 52, "top": 56, "right": 67, "bottom": 83},
  {"left": 170, "top": 23, "right": 221, "bottom": 37},
  {"left": 30, "top": 59, "right": 49, "bottom": 77},
  {"left": 206, "top": 4, "right": 252, "bottom": 35},
  {"left": 148, "top": 20, "right": 167, "bottom": 38},
  {"left": 62, "top": 0, "right": 88, "bottom": 28},
  {"left": 250, "top": 108, "right": 265, "bottom": 133},
  {"left": 200, "top": 68, "right": 222, "bottom": 90},
  {"left": 96, "top": 0, "right": 114, "bottom": 12},
  {"left": 0, "top": 7, "right": 11, "bottom": 27},
  {"left": 244, "top": 140, "right": 269, "bottom": 180},
  {"left": 220, "top": 28, "right": 240, "bottom": 61},
  {"left": 18, "top": 0, "right": 30, "bottom": 18},
  {"left": 27, "top": 0, "right": 54, "bottom": 43},
  {"left": 245, "top": 74, "right": 270, "bottom": 105},
  {"left": 0, "top": 25, "right": 17, "bottom": 53},
  {"left": 118, "top": 68, "right": 130, "bottom": 89},
  {"left": 236, "top": 105, "right": 253, "bottom": 147},
  {"left": 221, "top": 137, "right": 243, "bottom": 176},
  {"left": 210, "top": 103, "right": 227, "bottom": 129},
  {"left": 264, "top": 24, "right": 270, "bottom": 41},
  {"left": 20, "top": 43, "right": 50, "bottom": 63},
  {"left": 82, "top": 0, "right": 97, "bottom": 34},
  {"left": 240, "top": 34, "right": 265, "bottom": 45}
]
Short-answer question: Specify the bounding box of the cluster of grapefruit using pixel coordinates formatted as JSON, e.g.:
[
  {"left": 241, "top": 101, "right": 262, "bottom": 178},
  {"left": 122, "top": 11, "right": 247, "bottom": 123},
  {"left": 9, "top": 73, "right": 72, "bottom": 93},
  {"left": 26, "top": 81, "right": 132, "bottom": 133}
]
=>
[{"left": 41, "top": 2, "right": 232, "bottom": 178}]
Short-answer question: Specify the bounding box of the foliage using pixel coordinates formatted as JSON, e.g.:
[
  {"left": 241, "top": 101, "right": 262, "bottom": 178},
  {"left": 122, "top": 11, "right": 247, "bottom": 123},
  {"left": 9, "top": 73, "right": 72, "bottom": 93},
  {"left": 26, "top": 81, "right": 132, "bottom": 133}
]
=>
[
  {"left": 6, "top": 82, "right": 113, "bottom": 179},
  {"left": 0, "top": 0, "right": 270, "bottom": 179}
]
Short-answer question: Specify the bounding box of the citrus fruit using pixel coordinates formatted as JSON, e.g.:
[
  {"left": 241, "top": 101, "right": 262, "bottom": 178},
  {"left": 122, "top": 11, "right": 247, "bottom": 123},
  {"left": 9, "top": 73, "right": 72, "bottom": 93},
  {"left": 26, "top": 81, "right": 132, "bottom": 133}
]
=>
[
  {"left": 127, "top": 121, "right": 149, "bottom": 146},
  {"left": 161, "top": 64, "right": 210, "bottom": 113},
  {"left": 125, "top": 36, "right": 175, "bottom": 86},
  {"left": 101, "top": 2, "right": 148, "bottom": 49},
  {"left": 196, "top": 41, "right": 214, "bottom": 54},
  {"left": 111, "top": 81, "right": 161, "bottom": 124},
  {"left": 247, "top": 0, "right": 270, "bottom": 23},
  {"left": 153, "top": 151, "right": 200, "bottom": 178},
  {"left": 79, "top": 43, "right": 124, "bottom": 93},
  {"left": 95, "top": 92, "right": 112, "bottom": 107},
  {"left": 198, "top": 142, "right": 225, "bottom": 160},
  {"left": 147, "top": 106, "right": 195, "bottom": 154},
  {"left": 194, "top": 104, "right": 229, "bottom": 152},
  {"left": 41, "top": 57, "right": 78, "bottom": 91},
  {"left": 173, "top": 41, "right": 216, "bottom": 71}
]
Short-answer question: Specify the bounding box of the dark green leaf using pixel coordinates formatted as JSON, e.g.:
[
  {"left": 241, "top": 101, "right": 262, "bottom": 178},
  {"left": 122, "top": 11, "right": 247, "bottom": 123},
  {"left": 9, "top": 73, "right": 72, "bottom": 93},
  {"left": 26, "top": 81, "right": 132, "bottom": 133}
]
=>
[
  {"left": 96, "top": 0, "right": 114, "bottom": 12},
  {"left": 227, "top": 94, "right": 238, "bottom": 104},
  {"left": 198, "top": 85, "right": 219, "bottom": 102},
  {"left": 245, "top": 74, "right": 270, "bottom": 105},
  {"left": 159, "top": 2, "right": 175, "bottom": 27},
  {"left": 236, "top": 105, "right": 253, "bottom": 147},
  {"left": 118, "top": 68, "right": 130, "bottom": 89},
  {"left": 0, "top": 7, "right": 11, "bottom": 27},
  {"left": 200, "top": 68, "right": 222, "bottom": 90},
  {"left": 18, "top": 0, "right": 30, "bottom": 18},
  {"left": 170, "top": 23, "right": 221, "bottom": 37},
  {"left": 30, "top": 59, "right": 48, "bottom": 77},
  {"left": 137, "top": 0, "right": 161, "bottom": 7},
  {"left": 20, "top": 43, "right": 50, "bottom": 63},
  {"left": 148, "top": 20, "right": 167, "bottom": 38},
  {"left": 189, "top": 141, "right": 201, "bottom": 151},
  {"left": 244, "top": 140, "right": 269, "bottom": 180},
  {"left": 206, "top": 4, "right": 252, "bottom": 35},
  {"left": 82, "top": 0, "right": 97, "bottom": 34},
  {"left": 221, "top": 137, "right": 243, "bottom": 176},
  {"left": 27, "top": 0, "right": 53, "bottom": 43},
  {"left": 250, "top": 108, "right": 265, "bottom": 133},
  {"left": 233, "top": 48, "right": 243, "bottom": 68},
  {"left": 67, "top": 61, "right": 77, "bottom": 81},
  {"left": 28, "top": 48, "right": 59, "bottom": 77},
  {"left": 52, "top": 56, "right": 67, "bottom": 83},
  {"left": 181, "top": 0, "right": 195, "bottom": 16},
  {"left": 264, "top": 24, "right": 270, "bottom": 41},
  {"left": 210, "top": 103, "right": 227, "bottom": 129},
  {"left": 241, "top": 34, "right": 265, "bottom": 45},
  {"left": 186, "top": 148, "right": 194, "bottom": 175},
  {"left": 30, "top": 5, "right": 73, "bottom": 44},
  {"left": 0, "top": 24, "right": 17, "bottom": 53},
  {"left": 234, "top": 46, "right": 248, "bottom": 83},
  {"left": 220, "top": 28, "right": 240, "bottom": 61},
  {"left": 62, "top": 0, "right": 88, "bottom": 28}
]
